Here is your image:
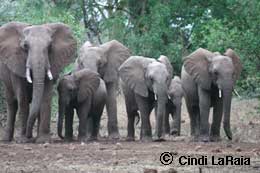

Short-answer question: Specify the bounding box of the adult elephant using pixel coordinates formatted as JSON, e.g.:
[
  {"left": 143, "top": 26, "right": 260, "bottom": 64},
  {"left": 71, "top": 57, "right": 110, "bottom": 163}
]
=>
[
  {"left": 57, "top": 69, "right": 107, "bottom": 142},
  {"left": 181, "top": 48, "right": 242, "bottom": 142},
  {"left": 75, "top": 40, "right": 130, "bottom": 139},
  {"left": 0, "top": 22, "right": 76, "bottom": 143},
  {"left": 119, "top": 55, "right": 172, "bottom": 141}
]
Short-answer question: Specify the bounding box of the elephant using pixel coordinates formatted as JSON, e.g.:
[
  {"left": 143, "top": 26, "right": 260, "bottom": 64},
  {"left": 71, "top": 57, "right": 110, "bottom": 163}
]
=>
[
  {"left": 57, "top": 69, "right": 107, "bottom": 142},
  {"left": 119, "top": 55, "right": 173, "bottom": 141},
  {"left": 164, "top": 76, "right": 184, "bottom": 136},
  {"left": 181, "top": 48, "right": 242, "bottom": 142},
  {"left": 74, "top": 40, "right": 130, "bottom": 139},
  {"left": 0, "top": 22, "right": 76, "bottom": 143}
]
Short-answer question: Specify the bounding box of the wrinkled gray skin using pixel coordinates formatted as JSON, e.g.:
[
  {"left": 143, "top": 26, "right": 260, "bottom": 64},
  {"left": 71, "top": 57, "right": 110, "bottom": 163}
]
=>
[
  {"left": 0, "top": 22, "right": 76, "bottom": 143},
  {"left": 75, "top": 40, "right": 130, "bottom": 139},
  {"left": 181, "top": 48, "right": 242, "bottom": 142},
  {"left": 119, "top": 56, "right": 172, "bottom": 141},
  {"left": 164, "top": 76, "right": 184, "bottom": 136},
  {"left": 57, "top": 69, "right": 107, "bottom": 142}
]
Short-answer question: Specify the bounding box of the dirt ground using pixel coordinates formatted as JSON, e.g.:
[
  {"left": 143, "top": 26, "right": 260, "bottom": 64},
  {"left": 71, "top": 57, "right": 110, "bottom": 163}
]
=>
[{"left": 0, "top": 95, "right": 260, "bottom": 173}]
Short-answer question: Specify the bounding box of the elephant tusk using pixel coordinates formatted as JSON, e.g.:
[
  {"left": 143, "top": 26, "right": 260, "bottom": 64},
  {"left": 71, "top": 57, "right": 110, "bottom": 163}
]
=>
[
  {"left": 168, "top": 94, "right": 171, "bottom": 100},
  {"left": 47, "top": 69, "right": 53, "bottom": 80},
  {"left": 154, "top": 94, "right": 157, "bottom": 101},
  {"left": 26, "top": 68, "right": 32, "bottom": 83},
  {"left": 219, "top": 89, "right": 222, "bottom": 98}
]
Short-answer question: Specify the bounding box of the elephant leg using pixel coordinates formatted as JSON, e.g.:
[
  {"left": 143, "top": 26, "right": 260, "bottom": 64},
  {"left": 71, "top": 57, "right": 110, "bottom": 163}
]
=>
[
  {"left": 164, "top": 107, "right": 170, "bottom": 135},
  {"left": 2, "top": 87, "right": 17, "bottom": 142},
  {"left": 65, "top": 106, "right": 74, "bottom": 141},
  {"left": 125, "top": 100, "right": 137, "bottom": 141},
  {"left": 90, "top": 113, "right": 102, "bottom": 141},
  {"left": 105, "top": 82, "right": 120, "bottom": 139},
  {"left": 210, "top": 98, "right": 223, "bottom": 142},
  {"left": 90, "top": 100, "right": 105, "bottom": 141},
  {"left": 186, "top": 100, "right": 199, "bottom": 139},
  {"left": 36, "top": 81, "right": 53, "bottom": 143},
  {"left": 135, "top": 94, "right": 153, "bottom": 142},
  {"left": 77, "top": 101, "right": 91, "bottom": 142},
  {"left": 37, "top": 115, "right": 40, "bottom": 137},
  {"left": 15, "top": 81, "right": 30, "bottom": 143},
  {"left": 122, "top": 84, "right": 138, "bottom": 141},
  {"left": 198, "top": 88, "right": 211, "bottom": 142},
  {"left": 86, "top": 117, "right": 93, "bottom": 139},
  {"left": 126, "top": 109, "right": 137, "bottom": 141}
]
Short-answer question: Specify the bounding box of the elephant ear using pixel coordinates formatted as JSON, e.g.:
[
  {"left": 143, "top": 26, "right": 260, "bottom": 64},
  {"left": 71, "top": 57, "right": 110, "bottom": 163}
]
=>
[
  {"left": 183, "top": 48, "right": 213, "bottom": 90},
  {"left": 119, "top": 56, "right": 153, "bottom": 97},
  {"left": 224, "top": 48, "right": 242, "bottom": 81},
  {"left": 45, "top": 23, "right": 77, "bottom": 79},
  {"left": 100, "top": 40, "right": 130, "bottom": 83},
  {"left": 158, "top": 55, "right": 173, "bottom": 78},
  {"left": 76, "top": 69, "right": 100, "bottom": 103},
  {"left": 0, "top": 22, "right": 30, "bottom": 78}
]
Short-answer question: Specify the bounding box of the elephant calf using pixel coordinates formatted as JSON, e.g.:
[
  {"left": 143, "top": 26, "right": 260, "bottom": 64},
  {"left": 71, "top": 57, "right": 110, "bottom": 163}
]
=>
[
  {"left": 57, "top": 69, "right": 107, "bottom": 142},
  {"left": 165, "top": 76, "right": 184, "bottom": 136}
]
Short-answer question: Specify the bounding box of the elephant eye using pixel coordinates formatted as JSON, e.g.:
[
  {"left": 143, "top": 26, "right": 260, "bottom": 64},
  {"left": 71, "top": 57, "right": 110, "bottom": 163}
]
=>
[
  {"left": 97, "top": 61, "right": 101, "bottom": 66},
  {"left": 213, "top": 71, "right": 218, "bottom": 76},
  {"left": 97, "top": 60, "right": 104, "bottom": 67},
  {"left": 149, "top": 76, "right": 154, "bottom": 82}
]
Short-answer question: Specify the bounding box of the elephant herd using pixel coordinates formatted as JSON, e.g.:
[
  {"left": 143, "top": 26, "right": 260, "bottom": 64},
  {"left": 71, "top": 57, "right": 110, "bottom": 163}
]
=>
[{"left": 0, "top": 22, "right": 242, "bottom": 143}]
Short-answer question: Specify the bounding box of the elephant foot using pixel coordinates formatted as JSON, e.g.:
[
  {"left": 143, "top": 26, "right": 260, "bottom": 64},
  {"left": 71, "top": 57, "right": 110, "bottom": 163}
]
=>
[
  {"left": 1, "top": 134, "right": 12, "bottom": 143},
  {"left": 86, "top": 132, "right": 92, "bottom": 139},
  {"left": 16, "top": 136, "right": 35, "bottom": 143},
  {"left": 78, "top": 136, "right": 89, "bottom": 143},
  {"left": 153, "top": 138, "right": 166, "bottom": 142},
  {"left": 198, "top": 135, "right": 210, "bottom": 142},
  {"left": 35, "top": 135, "right": 51, "bottom": 144},
  {"left": 153, "top": 136, "right": 166, "bottom": 142},
  {"left": 210, "top": 135, "right": 221, "bottom": 142},
  {"left": 126, "top": 136, "right": 135, "bottom": 141},
  {"left": 140, "top": 136, "right": 152, "bottom": 142},
  {"left": 108, "top": 132, "right": 120, "bottom": 140},
  {"left": 64, "top": 137, "right": 74, "bottom": 142},
  {"left": 170, "top": 129, "right": 180, "bottom": 136},
  {"left": 87, "top": 136, "right": 98, "bottom": 142},
  {"left": 164, "top": 129, "right": 170, "bottom": 135}
]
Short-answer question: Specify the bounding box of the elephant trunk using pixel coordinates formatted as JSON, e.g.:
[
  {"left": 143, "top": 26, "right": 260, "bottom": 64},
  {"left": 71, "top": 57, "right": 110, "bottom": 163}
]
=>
[
  {"left": 26, "top": 66, "right": 45, "bottom": 138},
  {"left": 171, "top": 104, "right": 181, "bottom": 136},
  {"left": 155, "top": 86, "right": 168, "bottom": 139},
  {"left": 223, "top": 88, "right": 233, "bottom": 140},
  {"left": 57, "top": 97, "right": 65, "bottom": 139}
]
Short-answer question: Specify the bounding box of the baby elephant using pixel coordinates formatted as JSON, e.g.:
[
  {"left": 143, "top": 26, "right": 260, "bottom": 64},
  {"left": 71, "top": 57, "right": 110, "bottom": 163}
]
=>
[
  {"left": 57, "top": 69, "right": 107, "bottom": 142},
  {"left": 165, "top": 76, "right": 184, "bottom": 136}
]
